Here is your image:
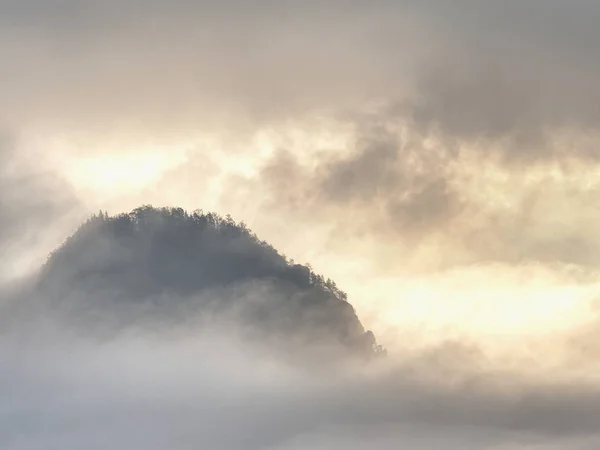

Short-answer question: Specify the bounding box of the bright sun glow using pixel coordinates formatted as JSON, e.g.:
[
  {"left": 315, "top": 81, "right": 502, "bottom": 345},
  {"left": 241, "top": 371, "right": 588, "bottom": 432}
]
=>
[
  {"left": 339, "top": 265, "right": 600, "bottom": 351},
  {"left": 67, "top": 153, "right": 174, "bottom": 193}
]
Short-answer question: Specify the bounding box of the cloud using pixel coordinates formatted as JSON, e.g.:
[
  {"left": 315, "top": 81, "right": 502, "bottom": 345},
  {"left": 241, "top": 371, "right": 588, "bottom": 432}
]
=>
[
  {"left": 3, "top": 1, "right": 600, "bottom": 274},
  {"left": 0, "top": 0, "right": 416, "bottom": 136},
  {"left": 0, "top": 134, "right": 82, "bottom": 281},
  {"left": 3, "top": 3, "right": 600, "bottom": 447},
  {"left": 3, "top": 319, "right": 600, "bottom": 450},
  {"left": 403, "top": 1, "right": 600, "bottom": 150},
  {"left": 3, "top": 1, "right": 599, "bottom": 144},
  {"left": 214, "top": 111, "right": 599, "bottom": 272}
]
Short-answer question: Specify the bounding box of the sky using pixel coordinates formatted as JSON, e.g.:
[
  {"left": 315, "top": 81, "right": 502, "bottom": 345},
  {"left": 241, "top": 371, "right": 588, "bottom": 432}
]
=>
[{"left": 2, "top": 1, "right": 600, "bottom": 448}]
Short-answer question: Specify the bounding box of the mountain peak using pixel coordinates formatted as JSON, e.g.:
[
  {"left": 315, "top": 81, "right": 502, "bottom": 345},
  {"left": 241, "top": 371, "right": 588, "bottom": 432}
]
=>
[{"left": 37, "top": 206, "right": 384, "bottom": 358}]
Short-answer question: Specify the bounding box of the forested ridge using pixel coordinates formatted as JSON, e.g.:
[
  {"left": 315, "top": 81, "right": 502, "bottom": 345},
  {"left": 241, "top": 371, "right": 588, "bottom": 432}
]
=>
[{"left": 37, "top": 206, "right": 384, "bottom": 357}]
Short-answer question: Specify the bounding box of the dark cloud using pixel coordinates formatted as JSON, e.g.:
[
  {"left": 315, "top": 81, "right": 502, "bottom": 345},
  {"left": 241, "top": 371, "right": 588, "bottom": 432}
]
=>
[
  {"left": 0, "top": 0, "right": 413, "bottom": 133},
  {"left": 251, "top": 120, "right": 462, "bottom": 244},
  {"left": 405, "top": 1, "right": 600, "bottom": 151},
  {"left": 398, "top": 55, "right": 600, "bottom": 161},
  {"left": 3, "top": 0, "right": 599, "bottom": 148},
  {"left": 225, "top": 106, "right": 598, "bottom": 269},
  {"left": 319, "top": 138, "right": 399, "bottom": 204}
]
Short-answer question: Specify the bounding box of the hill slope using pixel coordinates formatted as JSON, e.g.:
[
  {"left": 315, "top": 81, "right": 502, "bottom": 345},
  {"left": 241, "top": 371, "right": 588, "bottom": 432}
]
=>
[{"left": 36, "top": 206, "right": 383, "bottom": 357}]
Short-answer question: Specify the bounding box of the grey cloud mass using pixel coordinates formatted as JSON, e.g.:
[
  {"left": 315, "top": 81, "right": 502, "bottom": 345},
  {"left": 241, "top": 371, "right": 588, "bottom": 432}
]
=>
[
  {"left": 2, "top": 1, "right": 599, "bottom": 143},
  {"left": 5, "top": 0, "right": 591, "bottom": 266},
  {"left": 2, "top": 325, "right": 600, "bottom": 449},
  {"left": 3, "top": 313, "right": 600, "bottom": 450}
]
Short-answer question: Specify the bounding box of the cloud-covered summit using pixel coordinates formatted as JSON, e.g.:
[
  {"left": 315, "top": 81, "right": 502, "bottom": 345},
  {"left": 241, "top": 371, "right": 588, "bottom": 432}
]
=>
[{"left": 26, "top": 205, "right": 382, "bottom": 359}]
